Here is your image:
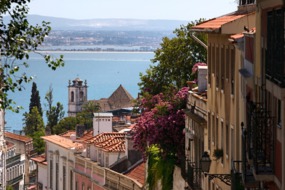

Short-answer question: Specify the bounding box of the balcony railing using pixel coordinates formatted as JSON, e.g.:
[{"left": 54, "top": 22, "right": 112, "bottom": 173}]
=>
[
  {"left": 6, "top": 154, "right": 21, "bottom": 167},
  {"left": 181, "top": 159, "right": 202, "bottom": 190},
  {"left": 245, "top": 101, "right": 275, "bottom": 175},
  {"left": 7, "top": 174, "right": 23, "bottom": 186}
]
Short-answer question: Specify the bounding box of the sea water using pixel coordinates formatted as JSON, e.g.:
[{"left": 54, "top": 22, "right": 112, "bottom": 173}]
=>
[{"left": 6, "top": 51, "right": 154, "bottom": 131}]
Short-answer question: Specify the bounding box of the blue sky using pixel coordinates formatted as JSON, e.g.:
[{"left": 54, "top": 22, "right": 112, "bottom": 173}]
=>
[{"left": 29, "top": 0, "right": 238, "bottom": 20}]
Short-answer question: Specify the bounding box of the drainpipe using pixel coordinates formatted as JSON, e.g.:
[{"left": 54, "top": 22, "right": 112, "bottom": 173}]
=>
[{"left": 190, "top": 33, "right": 208, "bottom": 50}]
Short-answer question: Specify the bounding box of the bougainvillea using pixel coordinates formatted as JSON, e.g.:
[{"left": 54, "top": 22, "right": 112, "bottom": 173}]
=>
[{"left": 133, "top": 87, "right": 189, "bottom": 159}]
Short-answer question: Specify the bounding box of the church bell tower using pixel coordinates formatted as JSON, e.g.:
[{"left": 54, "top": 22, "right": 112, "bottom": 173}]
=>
[{"left": 68, "top": 78, "right": 88, "bottom": 117}]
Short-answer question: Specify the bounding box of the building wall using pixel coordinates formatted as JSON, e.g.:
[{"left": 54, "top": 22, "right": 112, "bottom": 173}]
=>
[
  {"left": 93, "top": 115, "right": 113, "bottom": 136},
  {"left": 46, "top": 142, "right": 75, "bottom": 190},
  {"left": 206, "top": 32, "right": 246, "bottom": 190},
  {"left": 37, "top": 163, "right": 47, "bottom": 190}
]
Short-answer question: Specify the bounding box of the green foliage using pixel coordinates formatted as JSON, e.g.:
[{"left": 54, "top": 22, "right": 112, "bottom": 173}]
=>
[
  {"left": 0, "top": 0, "right": 64, "bottom": 111},
  {"left": 23, "top": 107, "right": 44, "bottom": 136},
  {"left": 53, "top": 117, "right": 78, "bottom": 134},
  {"left": 213, "top": 148, "right": 224, "bottom": 160},
  {"left": 45, "top": 85, "right": 64, "bottom": 134},
  {"left": 32, "top": 130, "right": 45, "bottom": 154},
  {"left": 139, "top": 20, "right": 207, "bottom": 96},
  {"left": 147, "top": 146, "right": 175, "bottom": 190},
  {"left": 29, "top": 82, "right": 43, "bottom": 116},
  {"left": 6, "top": 185, "right": 13, "bottom": 190},
  {"left": 23, "top": 107, "right": 45, "bottom": 154},
  {"left": 76, "top": 101, "right": 100, "bottom": 129}
]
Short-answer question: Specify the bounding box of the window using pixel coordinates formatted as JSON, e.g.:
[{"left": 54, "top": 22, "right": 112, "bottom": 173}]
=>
[
  {"left": 63, "top": 166, "right": 66, "bottom": 190},
  {"left": 82, "top": 183, "right": 85, "bottom": 190},
  {"left": 208, "top": 113, "right": 211, "bottom": 148},
  {"left": 230, "top": 48, "right": 235, "bottom": 95},
  {"left": 56, "top": 163, "right": 59, "bottom": 190},
  {"left": 226, "top": 124, "right": 229, "bottom": 155},
  {"left": 221, "top": 46, "right": 225, "bottom": 90},
  {"left": 212, "top": 115, "right": 215, "bottom": 144},
  {"left": 225, "top": 46, "right": 230, "bottom": 79},
  {"left": 208, "top": 44, "right": 212, "bottom": 84},
  {"left": 278, "top": 99, "right": 282, "bottom": 128},
  {"left": 70, "top": 170, "right": 73, "bottom": 190},
  {"left": 216, "top": 117, "right": 219, "bottom": 147},
  {"left": 266, "top": 9, "right": 285, "bottom": 87},
  {"left": 216, "top": 46, "right": 220, "bottom": 88},
  {"left": 50, "top": 160, "right": 53, "bottom": 188},
  {"left": 79, "top": 91, "right": 84, "bottom": 102},
  {"left": 71, "top": 91, "right": 74, "bottom": 102}
]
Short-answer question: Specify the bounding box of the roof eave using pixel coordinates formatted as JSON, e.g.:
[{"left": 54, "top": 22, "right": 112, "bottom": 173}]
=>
[{"left": 191, "top": 28, "right": 221, "bottom": 33}]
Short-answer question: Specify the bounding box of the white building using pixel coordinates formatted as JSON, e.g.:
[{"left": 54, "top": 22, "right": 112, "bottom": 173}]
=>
[{"left": 42, "top": 135, "right": 83, "bottom": 190}]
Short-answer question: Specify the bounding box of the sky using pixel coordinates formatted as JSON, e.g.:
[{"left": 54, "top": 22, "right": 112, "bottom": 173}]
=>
[{"left": 28, "top": 0, "right": 238, "bottom": 21}]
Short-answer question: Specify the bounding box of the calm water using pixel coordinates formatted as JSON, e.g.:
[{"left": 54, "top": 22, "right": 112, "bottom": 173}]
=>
[{"left": 6, "top": 51, "right": 154, "bottom": 131}]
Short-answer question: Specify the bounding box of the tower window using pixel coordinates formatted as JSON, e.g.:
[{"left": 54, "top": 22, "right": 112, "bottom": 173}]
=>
[
  {"left": 80, "top": 91, "right": 84, "bottom": 102},
  {"left": 71, "top": 91, "right": 74, "bottom": 102}
]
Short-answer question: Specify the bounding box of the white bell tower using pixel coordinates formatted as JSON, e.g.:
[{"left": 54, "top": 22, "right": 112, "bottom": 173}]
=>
[{"left": 68, "top": 78, "right": 88, "bottom": 117}]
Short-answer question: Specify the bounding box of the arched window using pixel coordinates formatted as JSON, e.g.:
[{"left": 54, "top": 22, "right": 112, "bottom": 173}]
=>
[
  {"left": 71, "top": 91, "right": 74, "bottom": 102},
  {"left": 79, "top": 91, "right": 84, "bottom": 102}
]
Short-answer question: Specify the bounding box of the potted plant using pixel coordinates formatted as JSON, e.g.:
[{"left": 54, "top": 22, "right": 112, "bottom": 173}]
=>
[{"left": 213, "top": 148, "right": 223, "bottom": 160}]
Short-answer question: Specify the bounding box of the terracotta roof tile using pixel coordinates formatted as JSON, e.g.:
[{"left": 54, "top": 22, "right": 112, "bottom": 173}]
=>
[
  {"left": 126, "top": 162, "right": 146, "bottom": 185},
  {"left": 87, "top": 132, "right": 125, "bottom": 144},
  {"left": 87, "top": 133, "right": 126, "bottom": 152},
  {"left": 5, "top": 132, "right": 32, "bottom": 143},
  {"left": 42, "top": 135, "right": 83, "bottom": 150},
  {"left": 31, "top": 154, "right": 46, "bottom": 163},
  {"left": 192, "top": 12, "right": 253, "bottom": 32},
  {"left": 60, "top": 130, "right": 76, "bottom": 138},
  {"left": 230, "top": 33, "right": 244, "bottom": 40}
]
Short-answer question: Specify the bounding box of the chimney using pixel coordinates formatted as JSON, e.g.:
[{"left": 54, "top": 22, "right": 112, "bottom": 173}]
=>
[{"left": 197, "top": 66, "right": 208, "bottom": 92}]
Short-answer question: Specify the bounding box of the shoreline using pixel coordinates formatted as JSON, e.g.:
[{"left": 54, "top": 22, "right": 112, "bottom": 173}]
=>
[{"left": 36, "top": 49, "right": 155, "bottom": 54}]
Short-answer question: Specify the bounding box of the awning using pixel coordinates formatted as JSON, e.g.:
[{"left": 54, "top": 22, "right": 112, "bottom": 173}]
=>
[{"left": 184, "top": 109, "right": 206, "bottom": 126}]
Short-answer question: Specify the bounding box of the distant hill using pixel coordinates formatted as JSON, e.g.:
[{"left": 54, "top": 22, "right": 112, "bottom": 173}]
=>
[{"left": 21, "top": 15, "right": 189, "bottom": 31}]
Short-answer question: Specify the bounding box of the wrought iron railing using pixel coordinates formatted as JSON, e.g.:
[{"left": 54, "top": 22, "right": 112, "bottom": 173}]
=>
[
  {"left": 185, "top": 162, "right": 202, "bottom": 190},
  {"left": 246, "top": 100, "right": 275, "bottom": 175},
  {"left": 7, "top": 174, "right": 23, "bottom": 186},
  {"left": 6, "top": 154, "right": 21, "bottom": 168}
]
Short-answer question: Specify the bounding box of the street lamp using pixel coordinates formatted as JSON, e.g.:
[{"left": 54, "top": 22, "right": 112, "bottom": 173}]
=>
[
  {"left": 200, "top": 152, "right": 211, "bottom": 173},
  {"left": 199, "top": 151, "right": 232, "bottom": 186}
]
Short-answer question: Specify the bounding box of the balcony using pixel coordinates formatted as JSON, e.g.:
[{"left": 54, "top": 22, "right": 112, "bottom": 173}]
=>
[
  {"left": 187, "top": 91, "right": 207, "bottom": 114},
  {"left": 181, "top": 158, "right": 202, "bottom": 190},
  {"left": 244, "top": 101, "right": 275, "bottom": 183},
  {"left": 28, "top": 149, "right": 38, "bottom": 158},
  {"left": 266, "top": 8, "right": 285, "bottom": 88},
  {"left": 7, "top": 174, "right": 23, "bottom": 186},
  {"left": 6, "top": 154, "right": 21, "bottom": 168}
]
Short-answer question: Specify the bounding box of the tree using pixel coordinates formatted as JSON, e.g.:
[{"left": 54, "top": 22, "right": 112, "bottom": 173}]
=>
[
  {"left": 29, "top": 82, "right": 42, "bottom": 116},
  {"left": 133, "top": 87, "right": 188, "bottom": 159},
  {"left": 0, "top": 0, "right": 64, "bottom": 111},
  {"left": 76, "top": 101, "right": 100, "bottom": 129},
  {"left": 53, "top": 117, "right": 78, "bottom": 135},
  {"left": 138, "top": 20, "right": 207, "bottom": 97},
  {"left": 45, "top": 85, "right": 64, "bottom": 134},
  {"left": 23, "top": 106, "right": 45, "bottom": 154}
]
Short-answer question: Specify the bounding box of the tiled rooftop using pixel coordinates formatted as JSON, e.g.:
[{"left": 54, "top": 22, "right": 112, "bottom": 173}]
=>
[
  {"left": 5, "top": 131, "right": 33, "bottom": 143},
  {"left": 191, "top": 12, "right": 254, "bottom": 32},
  {"left": 42, "top": 135, "right": 83, "bottom": 150},
  {"left": 60, "top": 130, "right": 76, "bottom": 138},
  {"left": 31, "top": 154, "right": 46, "bottom": 163},
  {"left": 126, "top": 162, "right": 146, "bottom": 185},
  {"left": 87, "top": 133, "right": 126, "bottom": 152}
]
